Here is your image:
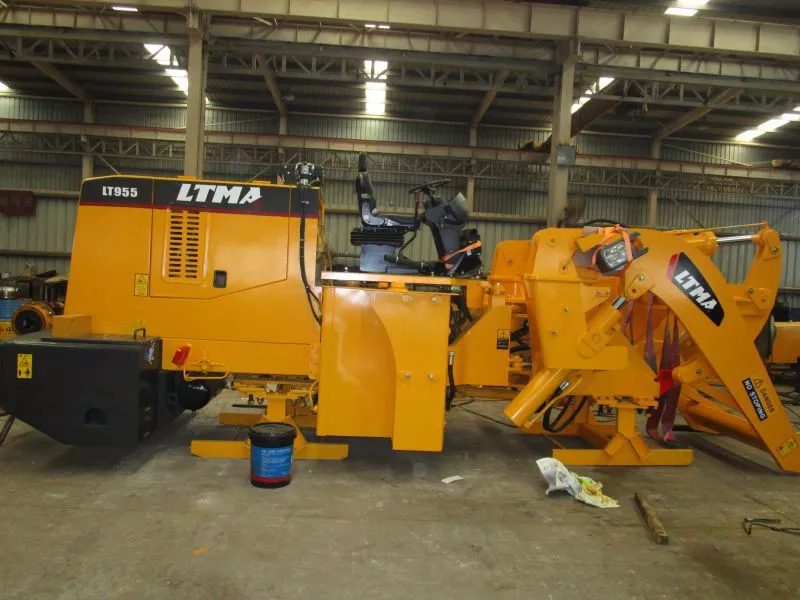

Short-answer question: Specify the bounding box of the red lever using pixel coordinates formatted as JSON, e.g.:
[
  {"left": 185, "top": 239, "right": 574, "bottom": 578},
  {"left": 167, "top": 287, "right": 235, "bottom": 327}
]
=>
[{"left": 172, "top": 343, "right": 192, "bottom": 367}]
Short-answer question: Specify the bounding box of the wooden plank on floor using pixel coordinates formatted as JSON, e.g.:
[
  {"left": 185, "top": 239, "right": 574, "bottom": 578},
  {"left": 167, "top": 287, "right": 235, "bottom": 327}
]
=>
[{"left": 634, "top": 492, "right": 669, "bottom": 545}]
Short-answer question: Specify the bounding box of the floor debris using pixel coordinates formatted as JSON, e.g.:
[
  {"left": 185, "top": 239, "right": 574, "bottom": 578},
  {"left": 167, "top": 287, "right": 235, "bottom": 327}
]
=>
[
  {"left": 441, "top": 475, "right": 464, "bottom": 484},
  {"left": 536, "top": 457, "right": 619, "bottom": 508},
  {"left": 634, "top": 492, "right": 669, "bottom": 545}
]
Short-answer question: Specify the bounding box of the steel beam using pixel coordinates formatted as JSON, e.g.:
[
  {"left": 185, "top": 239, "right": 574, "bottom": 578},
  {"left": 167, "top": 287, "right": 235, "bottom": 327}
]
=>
[
  {"left": 646, "top": 140, "right": 661, "bottom": 227},
  {"left": 184, "top": 13, "right": 206, "bottom": 177},
  {"left": 17, "top": 1, "right": 800, "bottom": 62},
  {"left": 471, "top": 70, "right": 510, "bottom": 128},
  {"left": 654, "top": 88, "right": 741, "bottom": 142},
  {"left": 30, "top": 61, "right": 92, "bottom": 104},
  {"left": 82, "top": 101, "right": 94, "bottom": 180},
  {"left": 2, "top": 119, "right": 800, "bottom": 197},
  {"left": 547, "top": 46, "right": 576, "bottom": 227},
  {"left": 2, "top": 5, "right": 800, "bottom": 91},
  {"left": 256, "top": 53, "right": 286, "bottom": 118},
  {"left": 540, "top": 81, "right": 623, "bottom": 153}
]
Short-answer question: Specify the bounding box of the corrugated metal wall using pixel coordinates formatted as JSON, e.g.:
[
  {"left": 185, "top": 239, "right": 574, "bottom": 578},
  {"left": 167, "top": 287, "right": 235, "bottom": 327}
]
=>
[
  {"left": 0, "top": 197, "right": 76, "bottom": 276},
  {"left": 289, "top": 115, "right": 468, "bottom": 145},
  {"left": 1, "top": 96, "right": 799, "bottom": 304}
]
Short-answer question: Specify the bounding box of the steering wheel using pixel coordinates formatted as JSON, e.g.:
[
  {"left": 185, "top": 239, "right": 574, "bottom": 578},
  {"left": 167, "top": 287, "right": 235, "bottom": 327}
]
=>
[{"left": 408, "top": 179, "right": 451, "bottom": 195}]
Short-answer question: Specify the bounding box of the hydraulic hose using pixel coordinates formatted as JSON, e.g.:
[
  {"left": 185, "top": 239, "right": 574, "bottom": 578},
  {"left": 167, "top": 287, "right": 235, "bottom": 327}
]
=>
[
  {"left": 542, "top": 396, "right": 588, "bottom": 433},
  {"left": 446, "top": 351, "right": 456, "bottom": 411},
  {"left": 299, "top": 198, "right": 322, "bottom": 325}
]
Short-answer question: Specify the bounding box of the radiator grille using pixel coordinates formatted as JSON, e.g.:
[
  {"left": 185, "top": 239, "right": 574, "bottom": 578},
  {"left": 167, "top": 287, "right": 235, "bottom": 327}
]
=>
[{"left": 166, "top": 210, "right": 204, "bottom": 280}]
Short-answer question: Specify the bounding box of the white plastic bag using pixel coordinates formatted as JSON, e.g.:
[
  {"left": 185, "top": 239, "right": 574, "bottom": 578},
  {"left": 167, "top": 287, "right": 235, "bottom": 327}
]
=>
[{"left": 536, "top": 457, "right": 619, "bottom": 509}]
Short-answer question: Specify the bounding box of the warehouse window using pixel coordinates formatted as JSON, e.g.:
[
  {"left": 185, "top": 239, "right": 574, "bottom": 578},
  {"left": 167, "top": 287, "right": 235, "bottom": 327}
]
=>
[
  {"left": 364, "top": 60, "right": 388, "bottom": 116},
  {"left": 143, "top": 44, "right": 190, "bottom": 95}
]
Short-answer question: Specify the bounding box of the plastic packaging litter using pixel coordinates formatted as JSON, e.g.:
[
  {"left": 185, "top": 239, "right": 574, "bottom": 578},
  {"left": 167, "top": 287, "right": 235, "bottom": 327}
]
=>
[{"left": 536, "top": 457, "right": 620, "bottom": 509}]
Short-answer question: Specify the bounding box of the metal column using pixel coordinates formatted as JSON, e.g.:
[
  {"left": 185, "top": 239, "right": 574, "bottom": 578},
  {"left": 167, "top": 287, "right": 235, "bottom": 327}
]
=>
[
  {"left": 184, "top": 13, "right": 207, "bottom": 178},
  {"left": 647, "top": 140, "right": 661, "bottom": 227},
  {"left": 466, "top": 126, "right": 477, "bottom": 212},
  {"left": 547, "top": 46, "right": 576, "bottom": 227},
  {"left": 81, "top": 102, "right": 94, "bottom": 180}
]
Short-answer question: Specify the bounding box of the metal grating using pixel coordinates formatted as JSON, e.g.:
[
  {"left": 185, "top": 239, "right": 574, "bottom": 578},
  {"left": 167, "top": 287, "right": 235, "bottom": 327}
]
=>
[{"left": 166, "top": 210, "right": 204, "bottom": 281}]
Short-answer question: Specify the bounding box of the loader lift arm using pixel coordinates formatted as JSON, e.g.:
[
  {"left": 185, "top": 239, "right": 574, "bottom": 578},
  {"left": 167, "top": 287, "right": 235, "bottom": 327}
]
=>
[{"left": 501, "top": 224, "right": 800, "bottom": 471}]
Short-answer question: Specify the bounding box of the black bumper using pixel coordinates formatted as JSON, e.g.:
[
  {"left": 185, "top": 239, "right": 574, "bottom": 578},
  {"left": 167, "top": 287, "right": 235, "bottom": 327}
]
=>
[{"left": 0, "top": 333, "right": 181, "bottom": 446}]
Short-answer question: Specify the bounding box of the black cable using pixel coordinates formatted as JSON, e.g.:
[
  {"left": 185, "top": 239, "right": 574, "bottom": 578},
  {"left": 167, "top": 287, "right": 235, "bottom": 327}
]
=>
[
  {"left": 456, "top": 405, "right": 518, "bottom": 429},
  {"left": 457, "top": 294, "right": 473, "bottom": 322},
  {"left": 298, "top": 199, "right": 322, "bottom": 325},
  {"left": 446, "top": 360, "right": 456, "bottom": 411},
  {"left": 511, "top": 325, "right": 529, "bottom": 343},
  {"left": 543, "top": 396, "right": 588, "bottom": 433},
  {"left": 743, "top": 519, "right": 800, "bottom": 537}
]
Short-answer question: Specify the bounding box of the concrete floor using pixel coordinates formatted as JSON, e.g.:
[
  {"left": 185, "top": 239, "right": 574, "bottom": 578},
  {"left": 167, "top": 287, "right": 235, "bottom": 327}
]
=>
[{"left": 1, "top": 395, "right": 799, "bottom": 600}]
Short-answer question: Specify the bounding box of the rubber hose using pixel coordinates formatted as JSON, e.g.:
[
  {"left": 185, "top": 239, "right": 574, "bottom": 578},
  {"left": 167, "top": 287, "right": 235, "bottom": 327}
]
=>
[
  {"left": 446, "top": 360, "right": 456, "bottom": 411},
  {"left": 299, "top": 201, "right": 322, "bottom": 325},
  {"left": 543, "top": 396, "right": 588, "bottom": 433}
]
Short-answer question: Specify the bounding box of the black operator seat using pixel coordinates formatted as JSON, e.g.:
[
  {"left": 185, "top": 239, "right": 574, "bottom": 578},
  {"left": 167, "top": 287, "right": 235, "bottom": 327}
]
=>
[{"left": 356, "top": 153, "right": 418, "bottom": 230}]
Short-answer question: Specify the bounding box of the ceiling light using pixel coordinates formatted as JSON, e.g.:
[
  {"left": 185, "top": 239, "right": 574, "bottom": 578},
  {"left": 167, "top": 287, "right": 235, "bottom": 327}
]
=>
[
  {"left": 598, "top": 77, "right": 615, "bottom": 90},
  {"left": 378, "top": 24, "right": 391, "bottom": 29},
  {"left": 570, "top": 77, "right": 613, "bottom": 114},
  {"left": 571, "top": 96, "right": 591, "bottom": 114},
  {"left": 112, "top": 5, "right": 138, "bottom": 11},
  {"left": 364, "top": 59, "right": 387, "bottom": 115},
  {"left": 144, "top": 43, "right": 173, "bottom": 67},
  {"left": 758, "top": 118, "right": 789, "bottom": 132},
  {"left": 365, "top": 23, "right": 377, "bottom": 28},
  {"left": 364, "top": 59, "right": 388, "bottom": 80},
  {"left": 165, "top": 68, "right": 189, "bottom": 94},
  {"left": 735, "top": 129, "right": 765, "bottom": 142},
  {"left": 781, "top": 112, "right": 800, "bottom": 122},
  {"left": 665, "top": 7, "right": 698, "bottom": 16},
  {"left": 0, "top": 81, "right": 10, "bottom": 92},
  {"left": 143, "top": 43, "right": 189, "bottom": 95}
]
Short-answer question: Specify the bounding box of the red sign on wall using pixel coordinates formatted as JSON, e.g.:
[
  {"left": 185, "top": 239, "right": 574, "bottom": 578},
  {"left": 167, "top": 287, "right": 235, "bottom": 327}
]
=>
[{"left": 0, "top": 191, "right": 36, "bottom": 216}]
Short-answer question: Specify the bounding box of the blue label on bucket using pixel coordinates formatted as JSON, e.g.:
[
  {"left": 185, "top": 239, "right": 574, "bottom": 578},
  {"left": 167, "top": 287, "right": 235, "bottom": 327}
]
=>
[{"left": 251, "top": 445, "right": 293, "bottom": 482}]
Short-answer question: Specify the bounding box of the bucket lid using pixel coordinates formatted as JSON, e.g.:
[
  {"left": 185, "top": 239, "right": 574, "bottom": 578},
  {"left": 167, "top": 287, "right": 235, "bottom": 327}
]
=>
[{"left": 249, "top": 421, "right": 297, "bottom": 441}]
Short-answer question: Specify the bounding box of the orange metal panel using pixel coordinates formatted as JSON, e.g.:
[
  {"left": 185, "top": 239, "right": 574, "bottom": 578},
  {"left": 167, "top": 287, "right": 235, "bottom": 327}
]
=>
[
  {"left": 64, "top": 177, "right": 320, "bottom": 376},
  {"left": 450, "top": 304, "right": 512, "bottom": 387},
  {"left": 317, "top": 285, "right": 451, "bottom": 452},
  {"left": 317, "top": 287, "right": 398, "bottom": 439},
  {"left": 772, "top": 322, "right": 800, "bottom": 364}
]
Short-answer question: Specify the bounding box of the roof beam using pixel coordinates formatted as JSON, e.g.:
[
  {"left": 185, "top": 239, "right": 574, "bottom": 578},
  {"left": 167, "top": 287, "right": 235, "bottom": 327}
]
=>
[
  {"left": 17, "top": 1, "right": 800, "bottom": 61},
  {"left": 654, "top": 88, "right": 741, "bottom": 141},
  {"left": 255, "top": 54, "right": 286, "bottom": 118},
  {"left": 3, "top": 6, "right": 800, "bottom": 91},
  {"left": 3, "top": 118, "right": 800, "bottom": 187},
  {"left": 30, "top": 61, "right": 91, "bottom": 104},
  {"left": 540, "top": 81, "right": 622, "bottom": 152},
  {"left": 470, "top": 70, "right": 510, "bottom": 128}
]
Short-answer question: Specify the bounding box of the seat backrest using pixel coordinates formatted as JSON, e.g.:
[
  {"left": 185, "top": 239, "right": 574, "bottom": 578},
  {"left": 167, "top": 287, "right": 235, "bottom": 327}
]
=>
[{"left": 355, "top": 172, "right": 377, "bottom": 224}]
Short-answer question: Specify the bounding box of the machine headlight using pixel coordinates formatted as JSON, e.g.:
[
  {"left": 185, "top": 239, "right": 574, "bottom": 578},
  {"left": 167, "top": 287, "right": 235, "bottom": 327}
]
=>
[{"left": 597, "top": 239, "right": 630, "bottom": 273}]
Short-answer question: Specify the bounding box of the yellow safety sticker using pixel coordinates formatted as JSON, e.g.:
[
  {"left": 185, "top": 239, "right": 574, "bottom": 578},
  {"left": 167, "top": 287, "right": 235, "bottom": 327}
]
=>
[
  {"left": 16, "top": 353, "right": 32, "bottom": 379},
  {"left": 496, "top": 329, "right": 510, "bottom": 350},
  {"left": 777, "top": 437, "right": 799, "bottom": 458},
  {"left": 0, "top": 321, "right": 13, "bottom": 339},
  {"left": 751, "top": 378, "right": 776, "bottom": 414},
  {"left": 134, "top": 273, "right": 149, "bottom": 297}
]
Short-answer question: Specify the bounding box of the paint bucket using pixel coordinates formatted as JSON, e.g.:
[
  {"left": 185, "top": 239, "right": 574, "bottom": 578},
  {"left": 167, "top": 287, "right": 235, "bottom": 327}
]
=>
[{"left": 249, "top": 422, "right": 297, "bottom": 488}]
